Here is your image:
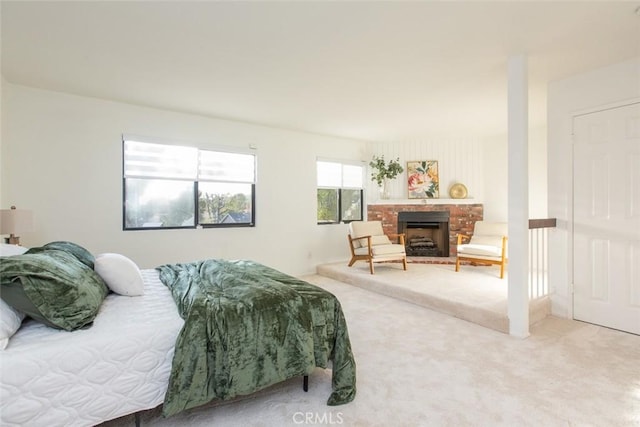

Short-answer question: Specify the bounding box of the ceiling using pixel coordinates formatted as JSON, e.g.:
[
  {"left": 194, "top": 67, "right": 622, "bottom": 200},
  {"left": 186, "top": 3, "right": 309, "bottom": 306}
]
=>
[{"left": 2, "top": 1, "right": 639, "bottom": 142}]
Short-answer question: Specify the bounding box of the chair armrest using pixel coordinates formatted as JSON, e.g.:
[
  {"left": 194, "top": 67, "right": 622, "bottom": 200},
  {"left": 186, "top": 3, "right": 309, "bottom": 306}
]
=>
[
  {"left": 457, "top": 234, "right": 471, "bottom": 244},
  {"left": 387, "top": 233, "right": 406, "bottom": 245},
  {"left": 349, "top": 234, "right": 374, "bottom": 254}
]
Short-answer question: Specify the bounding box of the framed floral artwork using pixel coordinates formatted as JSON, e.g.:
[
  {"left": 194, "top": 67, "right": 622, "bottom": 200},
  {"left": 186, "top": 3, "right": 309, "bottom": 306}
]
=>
[{"left": 407, "top": 160, "right": 439, "bottom": 198}]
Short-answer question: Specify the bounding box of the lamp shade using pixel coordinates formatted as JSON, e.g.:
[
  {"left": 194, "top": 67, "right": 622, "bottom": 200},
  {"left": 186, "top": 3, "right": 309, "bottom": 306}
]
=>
[{"left": 0, "top": 206, "right": 34, "bottom": 235}]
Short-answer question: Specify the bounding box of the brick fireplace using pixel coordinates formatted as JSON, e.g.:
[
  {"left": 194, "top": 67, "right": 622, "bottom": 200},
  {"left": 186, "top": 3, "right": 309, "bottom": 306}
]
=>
[{"left": 367, "top": 203, "right": 483, "bottom": 258}]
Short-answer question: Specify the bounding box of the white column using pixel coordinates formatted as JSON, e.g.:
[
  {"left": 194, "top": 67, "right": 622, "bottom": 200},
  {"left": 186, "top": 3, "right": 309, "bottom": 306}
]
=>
[{"left": 507, "top": 54, "right": 530, "bottom": 338}]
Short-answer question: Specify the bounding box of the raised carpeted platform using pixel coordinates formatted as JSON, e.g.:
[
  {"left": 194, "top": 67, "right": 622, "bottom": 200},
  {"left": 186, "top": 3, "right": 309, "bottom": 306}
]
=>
[{"left": 317, "top": 260, "right": 550, "bottom": 333}]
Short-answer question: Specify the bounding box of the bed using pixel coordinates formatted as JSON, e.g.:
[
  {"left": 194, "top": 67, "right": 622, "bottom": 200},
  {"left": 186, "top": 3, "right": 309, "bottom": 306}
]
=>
[{"left": 0, "top": 243, "right": 356, "bottom": 427}]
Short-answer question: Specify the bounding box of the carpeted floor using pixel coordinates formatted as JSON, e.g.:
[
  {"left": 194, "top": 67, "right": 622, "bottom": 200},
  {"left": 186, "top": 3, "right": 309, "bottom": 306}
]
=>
[
  {"left": 318, "top": 261, "right": 512, "bottom": 333},
  {"left": 316, "top": 261, "right": 551, "bottom": 333},
  {"left": 103, "top": 274, "right": 640, "bottom": 427}
]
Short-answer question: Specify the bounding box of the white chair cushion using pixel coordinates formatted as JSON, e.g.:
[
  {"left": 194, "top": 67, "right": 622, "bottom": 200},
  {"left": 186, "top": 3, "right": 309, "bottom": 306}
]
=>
[
  {"left": 370, "top": 235, "right": 392, "bottom": 246},
  {"left": 457, "top": 243, "right": 502, "bottom": 258},
  {"left": 372, "top": 243, "right": 406, "bottom": 256},
  {"left": 349, "top": 221, "right": 388, "bottom": 248},
  {"left": 353, "top": 247, "right": 369, "bottom": 256},
  {"left": 473, "top": 221, "right": 507, "bottom": 237},
  {"left": 457, "top": 221, "right": 507, "bottom": 259},
  {"left": 354, "top": 243, "right": 405, "bottom": 257},
  {"left": 468, "top": 236, "right": 504, "bottom": 248}
]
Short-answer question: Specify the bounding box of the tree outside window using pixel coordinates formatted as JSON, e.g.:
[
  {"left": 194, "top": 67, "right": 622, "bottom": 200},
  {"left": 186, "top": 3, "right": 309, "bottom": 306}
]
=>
[{"left": 317, "top": 160, "right": 363, "bottom": 224}]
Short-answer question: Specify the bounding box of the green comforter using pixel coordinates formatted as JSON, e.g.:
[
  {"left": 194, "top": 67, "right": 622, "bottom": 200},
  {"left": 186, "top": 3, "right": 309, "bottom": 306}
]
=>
[
  {"left": 0, "top": 241, "right": 107, "bottom": 331},
  {"left": 156, "top": 259, "right": 357, "bottom": 417}
]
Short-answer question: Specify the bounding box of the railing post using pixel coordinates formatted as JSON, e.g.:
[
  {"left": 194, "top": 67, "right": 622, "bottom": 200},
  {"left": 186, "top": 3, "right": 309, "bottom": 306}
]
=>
[{"left": 528, "top": 218, "right": 556, "bottom": 300}]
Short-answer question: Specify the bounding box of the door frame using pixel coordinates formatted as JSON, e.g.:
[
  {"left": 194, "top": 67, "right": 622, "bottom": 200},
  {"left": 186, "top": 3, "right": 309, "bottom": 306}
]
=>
[{"left": 569, "top": 97, "right": 640, "bottom": 321}]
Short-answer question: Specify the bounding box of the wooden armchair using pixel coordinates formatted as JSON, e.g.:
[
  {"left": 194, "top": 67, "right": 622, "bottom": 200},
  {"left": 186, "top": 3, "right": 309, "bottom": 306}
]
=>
[
  {"left": 455, "top": 221, "right": 508, "bottom": 278},
  {"left": 347, "top": 221, "right": 407, "bottom": 274}
]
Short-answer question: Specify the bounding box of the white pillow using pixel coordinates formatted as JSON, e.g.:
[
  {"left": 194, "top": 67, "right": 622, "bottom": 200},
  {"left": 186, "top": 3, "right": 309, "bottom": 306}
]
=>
[
  {"left": 0, "top": 299, "right": 25, "bottom": 350},
  {"left": 0, "top": 244, "right": 28, "bottom": 257},
  {"left": 94, "top": 253, "right": 144, "bottom": 296}
]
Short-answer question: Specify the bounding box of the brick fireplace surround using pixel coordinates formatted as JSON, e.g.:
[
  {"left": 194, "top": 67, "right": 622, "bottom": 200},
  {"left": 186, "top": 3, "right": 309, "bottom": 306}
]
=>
[{"left": 367, "top": 203, "right": 483, "bottom": 261}]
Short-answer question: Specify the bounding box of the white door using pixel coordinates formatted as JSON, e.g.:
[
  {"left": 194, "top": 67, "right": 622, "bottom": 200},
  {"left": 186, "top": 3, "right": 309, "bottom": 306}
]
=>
[{"left": 573, "top": 102, "right": 640, "bottom": 335}]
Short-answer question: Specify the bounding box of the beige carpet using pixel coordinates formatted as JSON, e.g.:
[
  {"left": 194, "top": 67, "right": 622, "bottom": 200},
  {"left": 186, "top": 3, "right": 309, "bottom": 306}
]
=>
[
  {"left": 317, "top": 261, "right": 550, "bottom": 333},
  {"left": 102, "top": 274, "right": 640, "bottom": 427},
  {"left": 318, "top": 261, "right": 510, "bottom": 333}
]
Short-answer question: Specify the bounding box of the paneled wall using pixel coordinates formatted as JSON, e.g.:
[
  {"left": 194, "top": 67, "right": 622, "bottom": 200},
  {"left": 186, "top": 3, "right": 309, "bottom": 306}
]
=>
[{"left": 366, "top": 139, "right": 487, "bottom": 205}]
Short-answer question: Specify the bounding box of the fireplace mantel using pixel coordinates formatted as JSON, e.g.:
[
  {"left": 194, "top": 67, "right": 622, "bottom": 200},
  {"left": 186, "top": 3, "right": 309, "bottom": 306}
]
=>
[
  {"left": 369, "top": 198, "right": 480, "bottom": 205},
  {"left": 367, "top": 203, "right": 483, "bottom": 257}
]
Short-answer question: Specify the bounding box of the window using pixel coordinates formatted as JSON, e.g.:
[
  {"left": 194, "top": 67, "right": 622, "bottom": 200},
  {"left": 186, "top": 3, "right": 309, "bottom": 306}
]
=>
[
  {"left": 317, "top": 160, "right": 363, "bottom": 224},
  {"left": 123, "top": 137, "right": 255, "bottom": 230}
]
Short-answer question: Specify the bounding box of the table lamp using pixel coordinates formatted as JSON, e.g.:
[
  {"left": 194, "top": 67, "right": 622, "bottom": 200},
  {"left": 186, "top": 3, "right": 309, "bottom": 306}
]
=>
[{"left": 0, "top": 206, "right": 34, "bottom": 246}]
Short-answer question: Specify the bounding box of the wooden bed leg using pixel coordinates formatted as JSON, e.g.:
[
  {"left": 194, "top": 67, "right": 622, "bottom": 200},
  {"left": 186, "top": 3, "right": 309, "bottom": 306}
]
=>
[
  {"left": 303, "top": 375, "right": 309, "bottom": 392},
  {"left": 135, "top": 412, "right": 141, "bottom": 427}
]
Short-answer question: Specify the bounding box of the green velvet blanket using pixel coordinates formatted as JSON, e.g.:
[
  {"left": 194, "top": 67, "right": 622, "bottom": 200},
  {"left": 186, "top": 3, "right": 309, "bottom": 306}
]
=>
[
  {"left": 156, "top": 259, "right": 356, "bottom": 417},
  {"left": 0, "top": 241, "right": 107, "bottom": 331}
]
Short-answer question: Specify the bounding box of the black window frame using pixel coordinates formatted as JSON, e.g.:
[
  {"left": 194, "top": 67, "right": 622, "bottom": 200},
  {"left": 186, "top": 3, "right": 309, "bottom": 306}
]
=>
[
  {"left": 122, "top": 137, "right": 256, "bottom": 230},
  {"left": 196, "top": 181, "right": 256, "bottom": 229},
  {"left": 316, "top": 160, "right": 364, "bottom": 225}
]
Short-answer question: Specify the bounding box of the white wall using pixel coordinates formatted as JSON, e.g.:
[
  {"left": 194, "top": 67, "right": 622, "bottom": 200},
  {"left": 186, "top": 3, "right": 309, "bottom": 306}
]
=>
[
  {"left": 481, "top": 135, "right": 507, "bottom": 221},
  {"left": 547, "top": 57, "right": 640, "bottom": 317},
  {"left": 2, "top": 79, "right": 553, "bottom": 276},
  {"left": 0, "top": 84, "right": 367, "bottom": 275},
  {"left": 0, "top": 77, "right": 3, "bottom": 205},
  {"left": 527, "top": 125, "right": 548, "bottom": 219},
  {"left": 484, "top": 125, "right": 548, "bottom": 222}
]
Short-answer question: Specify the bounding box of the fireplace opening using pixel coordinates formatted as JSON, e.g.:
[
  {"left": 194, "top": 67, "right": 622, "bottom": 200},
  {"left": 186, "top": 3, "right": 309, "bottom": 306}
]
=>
[{"left": 398, "top": 211, "right": 450, "bottom": 257}]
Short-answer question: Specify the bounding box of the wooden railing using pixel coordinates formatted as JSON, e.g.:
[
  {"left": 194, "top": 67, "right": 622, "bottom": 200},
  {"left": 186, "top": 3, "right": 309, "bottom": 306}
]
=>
[{"left": 528, "top": 218, "right": 557, "bottom": 299}]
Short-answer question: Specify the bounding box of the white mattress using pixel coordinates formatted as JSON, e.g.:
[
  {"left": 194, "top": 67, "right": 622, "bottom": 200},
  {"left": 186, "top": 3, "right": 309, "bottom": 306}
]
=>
[{"left": 0, "top": 269, "right": 184, "bottom": 427}]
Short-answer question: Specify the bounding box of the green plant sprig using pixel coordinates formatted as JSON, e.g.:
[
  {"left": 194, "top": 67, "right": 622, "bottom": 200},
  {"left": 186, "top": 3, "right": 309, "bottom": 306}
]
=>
[{"left": 369, "top": 155, "right": 404, "bottom": 186}]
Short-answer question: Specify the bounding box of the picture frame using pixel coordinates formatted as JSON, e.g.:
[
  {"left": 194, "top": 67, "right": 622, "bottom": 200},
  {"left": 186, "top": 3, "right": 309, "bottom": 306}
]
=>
[{"left": 407, "top": 160, "right": 439, "bottom": 199}]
